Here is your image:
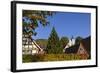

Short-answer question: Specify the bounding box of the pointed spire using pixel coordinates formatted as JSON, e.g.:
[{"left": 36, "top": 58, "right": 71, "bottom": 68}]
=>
[{"left": 71, "top": 35, "right": 74, "bottom": 41}]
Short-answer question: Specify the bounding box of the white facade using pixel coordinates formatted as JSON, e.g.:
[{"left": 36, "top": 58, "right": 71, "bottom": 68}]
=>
[
  {"left": 63, "top": 37, "right": 75, "bottom": 52},
  {"left": 22, "top": 41, "right": 43, "bottom": 55},
  {"left": 22, "top": 34, "right": 43, "bottom": 55}
]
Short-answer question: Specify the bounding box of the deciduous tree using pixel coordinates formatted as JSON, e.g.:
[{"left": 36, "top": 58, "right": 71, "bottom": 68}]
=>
[
  {"left": 75, "top": 36, "right": 83, "bottom": 44},
  {"left": 23, "top": 10, "right": 54, "bottom": 37},
  {"left": 60, "top": 37, "right": 69, "bottom": 49}
]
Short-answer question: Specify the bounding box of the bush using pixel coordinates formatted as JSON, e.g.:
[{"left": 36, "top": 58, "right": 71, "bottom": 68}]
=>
[
  {"left": 23, "top": 55, "right": 33, "bottom": 63},
  {"left": 23, "top": 54, "right": 45, "bottom": 63},
  {"left": 32, "top": 54, "right": 45, "bottom": 62}
]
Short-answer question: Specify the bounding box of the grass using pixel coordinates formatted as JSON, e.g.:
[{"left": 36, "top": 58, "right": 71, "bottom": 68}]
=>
[{"left": 23, "top": 54, "right": 85, "bottom": 63}]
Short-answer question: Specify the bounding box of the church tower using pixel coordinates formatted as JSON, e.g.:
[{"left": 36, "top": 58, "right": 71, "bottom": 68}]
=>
[
  {"left": 63, "top": 36, "right": 75, "bottom": 52},
  {"left": 71, "top": 36, "right": 75, "bottom": 46}
]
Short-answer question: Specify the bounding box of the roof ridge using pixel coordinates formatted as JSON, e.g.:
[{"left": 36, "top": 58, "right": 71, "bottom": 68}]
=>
[{"left": 32, "top": 40, "right": 43, "bottom": 51}]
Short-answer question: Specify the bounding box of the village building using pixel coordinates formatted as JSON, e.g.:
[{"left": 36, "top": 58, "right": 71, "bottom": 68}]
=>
[
  {"left": 63, "top": 36, "right": 75, "bottom": 52},
  {"left": 77, "top": 36, "right": 91, "bottom": 59},
  {"left": 22, "top": 34, "right": 44, "bottom": 55},
  {"left": 64, "top": 36, "right": 91, "bottom": 59}
]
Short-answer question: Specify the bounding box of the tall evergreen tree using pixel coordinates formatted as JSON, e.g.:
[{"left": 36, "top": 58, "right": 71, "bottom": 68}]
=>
[{"left": 46, "top": 27, "right": 63, "bottom": 54}]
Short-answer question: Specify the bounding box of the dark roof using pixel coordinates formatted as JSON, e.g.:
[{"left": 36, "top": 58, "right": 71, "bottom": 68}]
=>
[
  {"left": 80, "top": 36, "right": 91, "bottom": 55},
  {"left": 65, "top": 44, "right": 80, "bottom": 54}
]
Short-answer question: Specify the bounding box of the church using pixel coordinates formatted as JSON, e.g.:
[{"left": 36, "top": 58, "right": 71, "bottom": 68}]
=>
[
  {"left": 64, "top": 36, "right": 91, "bottom": 59},
  {"left": 63, "top": 36, "right": 75, "bottom": 52}
]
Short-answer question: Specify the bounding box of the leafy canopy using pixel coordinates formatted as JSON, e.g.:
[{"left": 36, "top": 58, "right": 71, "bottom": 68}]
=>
[
  {"left": 22, "top": 10, "right": 54, "bottom": 37},
  {"left": 60, "top": 37, "right": 69, "bottom": 49},
  {"left": 75, "top": 36, "right": 83, "bottom": 44}
]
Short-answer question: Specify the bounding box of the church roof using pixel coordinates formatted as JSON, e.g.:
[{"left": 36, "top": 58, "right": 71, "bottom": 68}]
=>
[{"left": 65, "top": 44, "right": 80, "bottom": 54}]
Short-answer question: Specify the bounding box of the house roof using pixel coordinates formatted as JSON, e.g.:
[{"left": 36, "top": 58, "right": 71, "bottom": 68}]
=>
[
  {"left": 80, "top": 36, "right": 91, "bottom": 55},
  {"left": 32, "top": 40, "right": 43, "bottom": 51},
  {"left": 65, "top": 36, "right": 91, "bottom": 54},
  {"left": 22, "top": 35, "right": 43, "bottom": 51},
  {"left": 65, "top": 44, "right": 80, "bottom": 54}
]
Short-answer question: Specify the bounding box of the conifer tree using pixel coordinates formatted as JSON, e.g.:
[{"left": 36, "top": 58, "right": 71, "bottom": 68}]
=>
[{"left": 46, "top": 27, "right": 62, "bottom": 54}]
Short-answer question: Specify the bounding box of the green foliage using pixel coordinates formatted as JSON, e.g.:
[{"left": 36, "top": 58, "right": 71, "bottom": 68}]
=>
[
  {"left": 60, "top": 37, "right": 69, "bottom": 49},
  {"left": 75, "top": 36, "right": 83, "bottom": 44},
  {"left": 46, "top": 27, "right": 63, "bottom": 54},
  {"left": 23, "top": 55, "right": 34, "bottom": 63},
  {"left": 32, "top": 54, "right": 45, "bottom": 62},
  {"left": 23, "top": 10, "right": 54, "bottom": 36},
  {"left": 23, "top": 54, "right": 45, "bottom": 63}
]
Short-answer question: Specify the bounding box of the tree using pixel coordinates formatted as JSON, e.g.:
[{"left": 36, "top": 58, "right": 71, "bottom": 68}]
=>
[
  {"left": 75, "top": 36, "right": 83, "bottom": 44},
  {"left": 22, "top": 10, "right": 54, "bottom": 37},
  {"left": 60, "top": 37, "right": 69, "bottom": 49},
  {"left": 46, "top": 27, "right": 62, "bottom": 54}
]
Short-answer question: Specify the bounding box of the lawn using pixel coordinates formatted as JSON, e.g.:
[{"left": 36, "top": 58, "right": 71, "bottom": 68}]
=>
[{"left": 23, "top": 54, "right": 85, "bottom": 63}]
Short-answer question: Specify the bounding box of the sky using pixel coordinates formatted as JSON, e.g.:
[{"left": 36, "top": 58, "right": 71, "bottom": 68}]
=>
[{"left": 29, "top": 11, "right": 91, "bottom": 40}]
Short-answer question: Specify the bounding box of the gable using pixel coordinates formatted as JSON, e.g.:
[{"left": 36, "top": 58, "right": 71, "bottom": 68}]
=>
[
  {"left": 80, "top": 36, "right": 91, "bottom": 55},
  {"left": 77, "top": 43, "right": 88, "bottom": 55}
]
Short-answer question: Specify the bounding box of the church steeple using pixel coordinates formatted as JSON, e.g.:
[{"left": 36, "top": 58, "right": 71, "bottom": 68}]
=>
[
  {"left": 71, "top": 36, "right": 75, "bottom": 46},
  {"left": 71, "top": 36, "right": 74, "bottom": 41},
  {"left": 64, "top": 36, "right": 75, "bottom": 52}
]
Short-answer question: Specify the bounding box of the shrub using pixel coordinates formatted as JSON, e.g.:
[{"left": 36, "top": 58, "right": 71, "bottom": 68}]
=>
[
  {"left": 23, "top": 54, "right": 45, "bottom": 63},
  {"left": 23, "top": 55, "right": 33, "bottom": 63}
]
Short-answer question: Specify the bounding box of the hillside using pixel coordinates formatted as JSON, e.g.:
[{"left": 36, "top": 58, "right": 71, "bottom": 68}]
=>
[{"left": 35, "top": 39, "right": 48, "bottom": 49}]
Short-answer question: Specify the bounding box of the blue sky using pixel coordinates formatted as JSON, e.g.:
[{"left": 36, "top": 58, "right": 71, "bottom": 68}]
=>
[{"left": 31, "top": 12, "right": 91, "bottom": 39}]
